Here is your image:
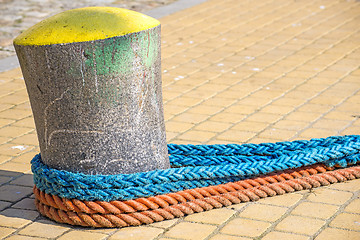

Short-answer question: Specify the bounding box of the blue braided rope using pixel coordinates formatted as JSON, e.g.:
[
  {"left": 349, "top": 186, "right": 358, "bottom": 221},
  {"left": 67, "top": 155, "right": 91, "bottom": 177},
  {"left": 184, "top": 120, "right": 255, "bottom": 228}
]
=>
[{"left": 31, "top": 135, "right": 360, "bottom": 201}]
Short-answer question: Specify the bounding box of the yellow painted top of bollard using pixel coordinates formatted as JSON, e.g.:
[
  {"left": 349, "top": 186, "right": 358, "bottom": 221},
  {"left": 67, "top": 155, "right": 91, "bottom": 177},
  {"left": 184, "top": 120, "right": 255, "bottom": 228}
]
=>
[{"left": 13, "top": 7, "right": 160, "bottom": 46}]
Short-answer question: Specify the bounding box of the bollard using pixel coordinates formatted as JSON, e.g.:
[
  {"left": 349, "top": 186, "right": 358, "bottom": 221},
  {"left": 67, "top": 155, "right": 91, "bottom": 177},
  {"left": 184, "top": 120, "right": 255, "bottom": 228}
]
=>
[{"left": 14, "top": 7, "right": 170, "bottom": 175}]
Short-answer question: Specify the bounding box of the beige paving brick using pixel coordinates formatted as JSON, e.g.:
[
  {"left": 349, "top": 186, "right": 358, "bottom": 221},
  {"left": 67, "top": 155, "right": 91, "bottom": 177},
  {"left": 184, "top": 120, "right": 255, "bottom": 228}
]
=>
[
  {"left": 310, "top": 96, "right": 344, "bottom": 106},
  {"left": 258, "top": 193, "right": 303, "bottom": 207},
  {"left": 194, "top": 121, "right": 232, "bottom": 133},
  {"left": 185, "top": 208, "right": 236, "bottom": 225},
  {"left": 342, "top": 125, "right": 360, "bottom": 135},
  {"left": 306, "top": 188, "right": 353, "bottom": 205},
  {"left": 209, "top": 113, "right": 246, "bottom": 124},
  {"left": 203, "top": 97, "right": 237, "bottom": 107},
  {"left": 0, "top": 162, "right": 31, "bottom": 173},
  {"left": 220, "top": 218, "right": 271, "bottom": 237},
  {"left": 237, "top": 97, "right": 271, "bottom": 108},
  {"left": 312, "top": 119, "right": 350, "bottom": 130},
  {"left": 0, "top": 208, "right": 38, "bottom": 228},
  {"left": 183, "top": 89, "right": 217, "bottom": 100},
  {"left": 261, "top": 105, "right": 294, "bottom": 115},
  {"left": 57, "top": 230, "right": 108, "bottom": 240},
  {"left": 315, "top": 227, "right": 360, "bottom": 240},
  {"left": 344, "top": 199, "right": 360, "bottom": 214},
  {"left": 165, "top": 121, "right": 194, "bottom": 133},
  {"left": 323, "top": 111, "right": 356, "bottom": 121},
  {"left": 0, "top": 68, "right": 23, "bottom": 79},
  {"left": 297, "top": 104, "right": 333, "bottom": 114},
  {"left": 273, "top": 97, "right": 305, "bottom": 107},
  {"left": 246, "top": 113, "right": 282, "bottom": 124},
  {"left": 209, "top": 234, "right": 251, "bottom": 240},
  {"left": 149, "top": 219, "right": 179, "bottom": 229},
  {"left": 215, "top": 90, "right": 249, "bottom": 100},
  {"left": 0, "top": 108, "right": 31, "bottom": 119},
  {"left": 5, "top": 235, "right": 47, "bottom": 240},
  {"left": 328, "top": 178, "right": 360, "bottom": 192},
  {"left": 18, "top": 220, "right": 69, "bottom": 238},
  {"left": 239, "top": 204, "right": 288, "bottom": 222},
  {"left": 172, "top": 112, "right": 209, "bottom": 124},
  {"left": 178, "top": 130, "right": 217, "bottom": 142},
  {"left": 291, "top": 202, "right": 339, "bottom": 219},
  {"left": 299, "top": 128, "right": 339, "bottom": 139},
  {"left": 258, "top": 128, "right": 297, "bottom": 140},
  {"left": 167, "top": 97, "right": 203, "bottom": 107},
  {"left": 164, "top": 104, "right": 188, "bottom": 117},
  {"left": 0, "top": 184, "right": 33, "bottom": 202},
  {"left": 272, "top": 120, "right": 309, "bottom": 131},
  {"left": 164, "top": 222, "right": 216, "bottom": 240},
  {"left": 187, "top": 105, "right": 223, "bottom": 115},
  {"left": 329, "top": 213, "right": 360, "bottom": 231},
  {"left": 0, "top": 226, "right": 16, "bottom": 239},
  {"left": 262, "top": 231, "right": 309, "bottom": 240},
  {"left": 0, "top": 126, "right": 32, "bottom": 138},
  {"left": 0, "top": 143, "right": 34, "bottom": 156},
  {"left": 231, "top": 121, "right": 268, "bottom": 132},
  {"left": 0, "top": 154, "right": 12, "bottom": 164},
  {"left": 110, "top": 226, "right": 163, "bottom": 240},
  {"left": 224, "top": 104, "right": 258, "bottom": 115},
  {"left": 10, "top": 152, "right": 38, "bottom": 164},
  {"left": 217, "top": 130, "right": 256, "bottom": 143},
  {"left": 10, "top": 133, "right": 38, "bottom": 146},
  {"left": 275, "top": 215, "right": 325, "bottom": 235}
]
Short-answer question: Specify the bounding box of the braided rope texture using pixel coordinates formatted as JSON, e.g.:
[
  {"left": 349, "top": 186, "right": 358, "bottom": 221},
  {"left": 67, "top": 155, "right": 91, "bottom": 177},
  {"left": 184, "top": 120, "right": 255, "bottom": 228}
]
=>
[
  {"left": 34, "top": 164, "right": 360, "bottom": 228},
  {"left": 32, "top": 135, "right": 360, "bottom": 201}
]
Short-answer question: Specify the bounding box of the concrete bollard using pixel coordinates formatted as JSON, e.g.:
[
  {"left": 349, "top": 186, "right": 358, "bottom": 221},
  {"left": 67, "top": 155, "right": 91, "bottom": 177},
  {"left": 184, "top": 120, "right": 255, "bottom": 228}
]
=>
[{"left": 14, "top": 7, "right": 170, "bottom": 175}]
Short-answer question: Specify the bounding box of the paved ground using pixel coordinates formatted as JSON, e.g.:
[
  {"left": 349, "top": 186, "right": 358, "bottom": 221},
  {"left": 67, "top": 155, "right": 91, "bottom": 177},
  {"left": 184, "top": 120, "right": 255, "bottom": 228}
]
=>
[{"left": 0, "top": 0, "right": 360, "bottom": 239}]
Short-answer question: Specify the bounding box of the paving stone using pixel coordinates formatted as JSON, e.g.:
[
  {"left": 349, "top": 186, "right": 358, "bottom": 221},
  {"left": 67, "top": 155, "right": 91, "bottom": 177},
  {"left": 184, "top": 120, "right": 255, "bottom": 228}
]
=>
[
  {"left": 0, "top": 184, "right": 33, "bottom": 202},
  {"left": 7, "top": 234, "right": 47, "bottom": 239},
  {"left": 262, "top": 231, "right": 309, "bottom": 240},
  {"left": 0, "top": 226, "right": 16, "bottom": 239},
  {"left": 178, "top": 130, "right": 217, "bottom": 142},
  {"left": 0, "top": 200, "right": 11, "bottom": 210},
  {"left": 344, "top": 199, "right": 360, "bottom": 214},
  {"left": 184, "top": 208, "right": 236, "bottom": 225},
  {"left": 1, "top": 0, "right": 360, "bottom": 238},
  {"left": 220, "top": 218, "right": 271, "bottom": 238},
  {"left": 0, "top": 208, "right": 39, "bottom": 228},
  {"left": 0, "top": 162, "right": 31, "bottom": 174},
  {"left": 109, "top": 226, "right": 164, "bottom": 240},
  {"left": 194, "top": 121, "right": 232, "bottom": 133},
  {"left": 258, "top": 193, "right": 303, "bottom": 207},
  {"left": 57, "top": 230, "right": 108, "bottom": 240},
  {"left": 315, "top": 227, "right": 360, "bottom": 240},
  {"left": 328, "top": 179, "right": 360, "bottom": 192},
  {"left": 275, "top": 215, "right": 325, "bottom": 235},
  {"left": 9, "top": 174, "right": 33, "bottom": 186},
  {"left": 12, "top": 198, "right": 36, "bottom": 211},
  {"left": 149, "top": 219, "right": 179, "bottom": 229},
  {"left": 291, "top": 202, "right": 339, "bottom": 219},
  {"left": 208, "top": 234, "right": 251, "bottom": 240},
  {"left": 164, "top": 222, "right": 217, "bottom": 240},
  {"left": 238, "top": 203, "right": 288, "bottom": 222},
  {"left": 306, "top": 188, "right": 353, "bottom": 205},
  {"left": 18, "top": 220, "right": 70, "bottom": 238},
  {"left": 329, "top": 213, "right": 360, "bottom": 231}
]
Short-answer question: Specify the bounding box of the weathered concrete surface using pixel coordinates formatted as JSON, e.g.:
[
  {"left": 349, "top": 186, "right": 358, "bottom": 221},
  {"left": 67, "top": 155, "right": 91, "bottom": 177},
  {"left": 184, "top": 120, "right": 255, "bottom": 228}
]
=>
[{"left": 14, "top": 25, "right": 170, "bottom": 175}]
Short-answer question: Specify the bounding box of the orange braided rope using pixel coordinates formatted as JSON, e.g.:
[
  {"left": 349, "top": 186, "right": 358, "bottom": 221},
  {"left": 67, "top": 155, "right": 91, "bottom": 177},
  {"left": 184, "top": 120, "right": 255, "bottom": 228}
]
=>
[{"left": 34, "top": 164, "right": 360, "bottom": 228}]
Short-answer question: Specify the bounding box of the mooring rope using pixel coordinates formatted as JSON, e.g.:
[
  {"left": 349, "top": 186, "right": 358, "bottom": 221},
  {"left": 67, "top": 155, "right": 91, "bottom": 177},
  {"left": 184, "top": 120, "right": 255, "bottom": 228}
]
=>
[
  {"left": 34, "top": 164, "right": 360, "bottom": 227},
  {"left": 31, "top": 135, "right": 360, "bottom": 227}
]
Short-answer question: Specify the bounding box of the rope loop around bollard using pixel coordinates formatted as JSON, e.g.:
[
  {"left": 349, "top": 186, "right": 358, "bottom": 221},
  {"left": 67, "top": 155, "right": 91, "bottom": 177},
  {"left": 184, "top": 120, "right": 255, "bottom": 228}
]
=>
[{"left": 32, "top": 135, "right": 360, "bottom": 202}]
